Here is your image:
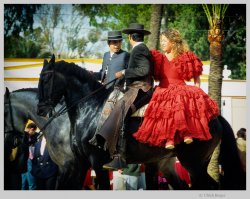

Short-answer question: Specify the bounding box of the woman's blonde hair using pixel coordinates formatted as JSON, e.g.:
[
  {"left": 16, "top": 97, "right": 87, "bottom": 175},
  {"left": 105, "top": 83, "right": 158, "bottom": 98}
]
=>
[{"left": 161, "top": 28, "right": 189, "bottom": 58}]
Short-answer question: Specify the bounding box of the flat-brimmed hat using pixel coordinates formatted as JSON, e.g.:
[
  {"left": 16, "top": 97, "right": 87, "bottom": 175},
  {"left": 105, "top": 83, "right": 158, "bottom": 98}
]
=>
[
  {"left": 122, "top": 23, "right": 151, "bottom": 35},
  {"left": 106, "top": 30, "right": 123, "bottom": 41}
]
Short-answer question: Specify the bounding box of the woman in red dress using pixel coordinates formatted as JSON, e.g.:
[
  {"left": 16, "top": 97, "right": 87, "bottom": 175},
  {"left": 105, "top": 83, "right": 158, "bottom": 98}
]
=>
[{"left": 133, "top": 28, "right": 219, "bottom": 149}]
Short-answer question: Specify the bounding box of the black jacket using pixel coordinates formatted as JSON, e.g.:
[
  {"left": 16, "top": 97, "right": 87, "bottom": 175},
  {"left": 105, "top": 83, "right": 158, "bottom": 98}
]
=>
[
  {"left": 125, "top": 43, "right": 153, "bottom": 86},
  {"left": 31, "top": 140, "right": 58, "bottom": 179}
]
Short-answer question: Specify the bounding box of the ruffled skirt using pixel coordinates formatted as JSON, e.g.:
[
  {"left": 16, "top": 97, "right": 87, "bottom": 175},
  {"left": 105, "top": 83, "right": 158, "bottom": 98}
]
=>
[{"left": 133, "top": 85, "right": 219, "bottom": 147}]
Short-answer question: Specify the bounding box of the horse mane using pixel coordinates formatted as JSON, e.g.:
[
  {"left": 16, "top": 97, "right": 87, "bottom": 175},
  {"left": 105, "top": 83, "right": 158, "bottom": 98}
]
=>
[
  {"left": 54, "top": 61, "right": 102, "bottom": 89},
  {"left": 13, "top": 88, "right": 38, "bottom": 93}
]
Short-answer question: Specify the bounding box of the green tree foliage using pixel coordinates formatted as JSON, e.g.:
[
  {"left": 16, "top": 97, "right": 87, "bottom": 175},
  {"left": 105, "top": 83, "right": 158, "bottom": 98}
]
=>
[
  {"left": 4, "top": 4, "right": 41, "bottom": 37},
  {"left": 4, "top": 4, "right": 42, "bottom": 58},
  {"left": 163, "top": 4, "right": 209, "bottom": 60},
  {"left": 4, "top": 29, "right": 41, "bottom": 58},
  {"left": 74, "top": 4, "right": 151, "bottom": 30},
  {"left": 37, "top": 5, "right": 64, "bottom": 56},
  {"left": 4, "top": 4, "right": 245, "bottom": 79},
  {"left": 222, "top": 5, "right": 246, "bottom": 79},
  {"left": 162, "top": 4, "right": 245, "bottom": 80},
  {"left": 74, "top": 4, "right": 152, "bottom": 50}
]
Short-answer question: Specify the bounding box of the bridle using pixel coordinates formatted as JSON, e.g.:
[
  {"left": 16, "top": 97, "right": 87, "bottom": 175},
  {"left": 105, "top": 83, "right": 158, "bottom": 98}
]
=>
[
  {"left": 36, "top": 66, "right": 118, "bottom": 139},
  {"left": 38, "top": 69, "right": 56, "bottom": 110}
]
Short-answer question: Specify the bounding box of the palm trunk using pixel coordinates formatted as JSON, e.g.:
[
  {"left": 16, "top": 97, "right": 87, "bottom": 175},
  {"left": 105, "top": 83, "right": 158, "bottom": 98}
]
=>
[
  {"left": 207, "top": 18, "right": 224, "bottom": 184},
  {"left": 147, "top": 4, "right": 163, "bottom": 49},
  {"left": 208, "top": 23, "right": 224, "bottom": 112}
]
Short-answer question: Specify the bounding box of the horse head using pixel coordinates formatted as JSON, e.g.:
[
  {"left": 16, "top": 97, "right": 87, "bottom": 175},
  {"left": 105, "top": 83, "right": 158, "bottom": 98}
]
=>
[
  {"left": 37, "top": 55, "right": 66, "bottom": 117},
  {"left": 4, "top": 87, "right": 25, "bottom": 152},
  {"left": 4, "top": 88, "right": 21, "bottom": 135},
  {"left": 37, "top": 54, "right": 104, "bottom": 117}
]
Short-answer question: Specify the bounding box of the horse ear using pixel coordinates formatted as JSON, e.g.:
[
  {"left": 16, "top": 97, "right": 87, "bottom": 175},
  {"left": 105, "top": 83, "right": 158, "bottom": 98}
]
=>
[
  {"left": 43, "top": 59, "right": 48, "bottom": 67},
  {"left": 5, "top": 87, "right": 10, "bottom": 99},
  {"left": 49, "top": 54, "right": 55, "bottom": 64}
]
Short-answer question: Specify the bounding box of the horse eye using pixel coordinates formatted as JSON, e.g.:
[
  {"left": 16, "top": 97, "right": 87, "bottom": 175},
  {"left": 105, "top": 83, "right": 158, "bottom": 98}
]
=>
[{"left": 43, "top": 74, "right": 52, "bottom": 83}]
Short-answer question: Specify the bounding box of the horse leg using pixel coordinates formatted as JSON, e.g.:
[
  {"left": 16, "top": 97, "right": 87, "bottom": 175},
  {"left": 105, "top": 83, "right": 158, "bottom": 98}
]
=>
[
  {"left": 176, "top": 142, "right": 220, "bottom": 190},
  {"left": 144, "top": 162, "right": 159, "bottom": 190},
  {"left": 158, "top": 157, "right": 190, "bottom": 190},
  {"left": 56, "top": 160, "right": 89, "bottom": 190},
  {"left": 189, "top": 165, "right": 219, "bottom": 190},
  {"left": 56, "top": 170, "right": 82, "bottom": 190},
  {"left": 94, "top": 167, "right": 111, "bottom": 190},
  {"left": 218, "top": 116, "right": 246, "bottom": 190}
]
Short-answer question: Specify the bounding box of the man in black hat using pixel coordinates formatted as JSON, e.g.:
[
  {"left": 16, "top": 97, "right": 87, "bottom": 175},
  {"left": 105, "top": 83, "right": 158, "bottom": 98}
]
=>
[
  {"left": 91, "top": 23, "right": 154, "bottom": 170},
  {"left": 93, "top": 30, "right": 130, "bottom": 89}
]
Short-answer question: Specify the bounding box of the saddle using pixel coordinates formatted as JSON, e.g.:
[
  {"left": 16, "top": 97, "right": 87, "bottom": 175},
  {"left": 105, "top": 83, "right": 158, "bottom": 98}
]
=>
[
  {"left": 131, "top": 104, "right": 148, "bottom": 117},
  {"left": 96, "top": 88, "right": 148, "bottom": 127}
]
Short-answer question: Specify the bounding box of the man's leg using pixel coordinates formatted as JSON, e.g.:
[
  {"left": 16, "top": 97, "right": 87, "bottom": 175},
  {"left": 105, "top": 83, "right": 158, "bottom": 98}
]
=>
[
  {"left": 27, "top": 159, "right": 36, "bottom": 190},
  {"left": 112, "top": 171, "right": 126, "bottom": 190},
  {"left": 127, "top": 88, "right": 153, "bottom": 116},
  {"left": 118, "top": 88, "right": 153, "bottom": 159},
  {"left": 103, "top": 88, "right": 153, "bottom": 170},
  {"left": 124, "top": 175, "right": 139, "bottom": 190},
  {"left": 21, "top": 173, "right": 28, "bottom": 190}
]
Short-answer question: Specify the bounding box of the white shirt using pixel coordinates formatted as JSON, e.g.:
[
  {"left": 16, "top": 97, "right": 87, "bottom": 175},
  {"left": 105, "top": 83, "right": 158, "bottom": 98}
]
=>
[
  {"left": 40, "top": 136, "right": 47, "bottom": 155},
  {"left": 110, "top": 52, "right": 115, "bottom": 60},
  {"left": 132, "top": 41, "right": 143, "bottom": 49}
]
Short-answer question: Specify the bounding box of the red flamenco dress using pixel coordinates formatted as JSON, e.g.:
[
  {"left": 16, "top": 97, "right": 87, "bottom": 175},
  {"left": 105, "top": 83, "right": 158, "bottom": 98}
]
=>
[{"left": 133, "top": 50, "right": 219, "bottom": 147}]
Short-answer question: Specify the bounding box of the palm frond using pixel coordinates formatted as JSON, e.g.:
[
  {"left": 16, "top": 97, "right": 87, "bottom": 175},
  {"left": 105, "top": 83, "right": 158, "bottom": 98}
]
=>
[{"left": 202, "top": 4, "right": 213, "bottom": 26}]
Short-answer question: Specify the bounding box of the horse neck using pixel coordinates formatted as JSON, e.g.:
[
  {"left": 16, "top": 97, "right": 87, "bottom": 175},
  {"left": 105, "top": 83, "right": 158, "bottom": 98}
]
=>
[
  {"left": 11, "top": 92, "right": 45, "bottom": 133},
  {"left": 62, "top": 76, "right": 109, "bottom": 124}
]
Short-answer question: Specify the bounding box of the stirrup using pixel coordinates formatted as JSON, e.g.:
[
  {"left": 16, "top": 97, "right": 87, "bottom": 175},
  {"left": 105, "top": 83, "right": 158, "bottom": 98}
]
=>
[{"left": 102, "top": 155, "right": 127, "bottom": 170}]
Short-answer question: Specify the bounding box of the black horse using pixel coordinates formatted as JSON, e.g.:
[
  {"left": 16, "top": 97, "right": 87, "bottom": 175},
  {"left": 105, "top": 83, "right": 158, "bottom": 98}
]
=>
[
  {"left": 4, "top": 87, "right": 187, "bottom": 190},
  {"left": 4, "top": 88, "right": 86, "bottom": 189},
  {"left": 37, "top": 55, "right": 245, "bottom": 190}
]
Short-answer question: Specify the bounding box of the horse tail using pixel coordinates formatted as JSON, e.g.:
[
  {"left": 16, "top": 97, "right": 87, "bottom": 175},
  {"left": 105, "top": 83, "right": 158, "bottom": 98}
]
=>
[{"left": 218, "top": 115, "right": 246, "bottom": 190}]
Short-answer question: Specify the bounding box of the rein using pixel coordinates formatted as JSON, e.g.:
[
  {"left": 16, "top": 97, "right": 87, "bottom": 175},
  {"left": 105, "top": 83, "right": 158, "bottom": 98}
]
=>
[{"left": 37, "top": 77, "right": 118, "bottom": 140}]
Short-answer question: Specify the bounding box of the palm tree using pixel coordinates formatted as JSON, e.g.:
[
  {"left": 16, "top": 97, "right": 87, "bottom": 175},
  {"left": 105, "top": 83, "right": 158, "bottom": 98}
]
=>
[
  {"left": 202, "top": 4, "right": 229, "bottom": 186},
  {"left": 147, "top": 4, "right": 163, "bottom": 49},
  {"left": 203, "top": 4, "right": 229, "bottom": 111}
]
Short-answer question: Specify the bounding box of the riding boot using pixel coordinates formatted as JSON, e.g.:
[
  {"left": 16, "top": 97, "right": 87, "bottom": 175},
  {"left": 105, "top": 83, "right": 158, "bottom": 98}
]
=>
[{"left": 102, "top": 137, "right": 127, "bottom": 170}]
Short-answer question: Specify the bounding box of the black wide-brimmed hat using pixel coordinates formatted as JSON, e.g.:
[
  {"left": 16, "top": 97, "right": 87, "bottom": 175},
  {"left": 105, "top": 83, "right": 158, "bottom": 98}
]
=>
[
  {"left": 122, "top": 23, "right": 151, "bottom": 35},
  {"left": 107, "top": 30, "right": 123, "bottom": 41}
]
